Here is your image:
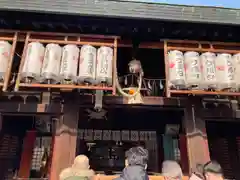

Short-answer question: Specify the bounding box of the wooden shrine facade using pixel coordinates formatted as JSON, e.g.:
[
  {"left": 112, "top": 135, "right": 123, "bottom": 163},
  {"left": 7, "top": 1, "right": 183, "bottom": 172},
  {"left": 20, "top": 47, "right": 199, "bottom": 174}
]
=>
[
  {"left": 0, "top": 29, "right": 240, "bottom": 180},
  {"left": 2, "top": 92, "right": 237, "bottom": 179}
]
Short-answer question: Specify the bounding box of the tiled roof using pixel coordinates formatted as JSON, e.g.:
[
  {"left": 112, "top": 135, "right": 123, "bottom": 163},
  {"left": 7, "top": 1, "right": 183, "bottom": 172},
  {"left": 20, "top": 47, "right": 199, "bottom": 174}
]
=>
[{"left": 0, "top": 0, "right": 240, "bottom": 25}]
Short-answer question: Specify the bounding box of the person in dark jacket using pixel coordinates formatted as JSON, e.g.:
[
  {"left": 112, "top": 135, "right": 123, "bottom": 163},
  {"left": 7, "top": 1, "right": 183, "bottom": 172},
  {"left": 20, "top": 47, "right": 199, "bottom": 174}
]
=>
[{"left": 114, "top": 146, "right": 149, "bottom": 180}]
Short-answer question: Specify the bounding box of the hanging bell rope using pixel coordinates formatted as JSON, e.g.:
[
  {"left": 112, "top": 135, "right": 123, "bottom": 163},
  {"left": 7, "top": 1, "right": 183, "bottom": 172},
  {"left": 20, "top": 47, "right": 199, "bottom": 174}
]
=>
[
  {"left": 94, "top": 90, "right": 103, "bottom": 111},
  {"left": 115, "top": 38, "right": 144, "bottom": 97}
]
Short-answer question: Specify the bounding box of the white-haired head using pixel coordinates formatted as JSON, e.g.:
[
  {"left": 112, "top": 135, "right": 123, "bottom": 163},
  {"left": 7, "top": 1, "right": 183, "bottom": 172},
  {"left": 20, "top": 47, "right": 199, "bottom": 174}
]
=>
[
  {"left": 72, "top": 155, "right": 90, "bottom": 170},
  {"left": 162, "top": 160, "right": 183, "bottom": 180}
]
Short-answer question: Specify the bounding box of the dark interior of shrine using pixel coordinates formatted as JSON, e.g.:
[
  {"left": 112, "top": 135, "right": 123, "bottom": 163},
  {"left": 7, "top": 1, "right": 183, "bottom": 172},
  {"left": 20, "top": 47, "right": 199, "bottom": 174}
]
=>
[
  {"left": 77, "top": 107, "right": 184, "bottom": 174},
  {"left": 118, "top": 47, "right": 164, "bottom": 78},
  {"left": 116, "top": 47, "right": 165, "bottom": 96}
]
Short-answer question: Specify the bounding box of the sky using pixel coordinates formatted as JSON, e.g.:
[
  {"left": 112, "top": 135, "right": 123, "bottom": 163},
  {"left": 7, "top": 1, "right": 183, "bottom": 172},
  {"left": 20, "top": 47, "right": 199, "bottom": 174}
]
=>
[{"left": 128, "top": 0, "right": 240, "bottom": 9}]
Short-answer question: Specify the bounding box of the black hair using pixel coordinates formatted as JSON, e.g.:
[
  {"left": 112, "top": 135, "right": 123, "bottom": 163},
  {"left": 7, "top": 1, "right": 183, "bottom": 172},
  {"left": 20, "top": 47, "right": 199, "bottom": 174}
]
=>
[{"left": 125, "top": 146, "right": 149, "bottom": 166}]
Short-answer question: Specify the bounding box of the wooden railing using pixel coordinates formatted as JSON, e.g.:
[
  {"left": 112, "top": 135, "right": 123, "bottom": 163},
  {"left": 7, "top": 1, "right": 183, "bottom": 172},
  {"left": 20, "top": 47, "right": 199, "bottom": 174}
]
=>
[{"left": 13, "top": 175, "right": 190, "bottom": 180}]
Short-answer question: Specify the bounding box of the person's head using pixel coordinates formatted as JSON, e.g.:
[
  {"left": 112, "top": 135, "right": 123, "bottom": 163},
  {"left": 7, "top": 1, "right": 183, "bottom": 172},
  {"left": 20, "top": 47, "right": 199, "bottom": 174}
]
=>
[
  {"left": 125, "top": 146, "right": 149, "bottom": 169},
  {"left": 162, "top": 160, "right": 183, "bottom": 180},
  {"left": 198, "top": 161, "right": 223, "bottom": 180},
  {"left": 72, "top": 155, "right": 90, "bottom": 170}
]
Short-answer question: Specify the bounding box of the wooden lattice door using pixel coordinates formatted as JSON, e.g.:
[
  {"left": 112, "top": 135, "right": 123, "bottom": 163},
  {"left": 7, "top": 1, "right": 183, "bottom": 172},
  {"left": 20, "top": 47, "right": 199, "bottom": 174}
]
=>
[
  {"left": 208, "top": 137, "right": 234, "bottom": 179},
  {"left": 0, "top": 116, "right": 36, "bottom": 180},
  {"left": 207, "top": 121, "right": 240, "bottom": 180},
  {"left": 0, "top": 132, "right": 22, "bottom": 180},
  {"left": 30, "top": 135, "right": 53, "bottom": 178}
]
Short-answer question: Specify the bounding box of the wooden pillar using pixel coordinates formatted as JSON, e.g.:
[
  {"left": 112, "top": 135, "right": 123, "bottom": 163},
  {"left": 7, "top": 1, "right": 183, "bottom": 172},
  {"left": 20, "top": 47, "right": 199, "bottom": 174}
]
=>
[
  {"left": 50, "top": 104, "right": 79, "bottom": 180},
  {"left": 18, "top": 130, "right": 36, "bottom": 178},
  {"left": 0, "top": 114, "right": 2, "bottom": 132},
  {"left": 179, "top": 134, "right": 189, "bottom": 174},
  {"left": 184, "top": 103, "right": 210, "bottom": 173}
]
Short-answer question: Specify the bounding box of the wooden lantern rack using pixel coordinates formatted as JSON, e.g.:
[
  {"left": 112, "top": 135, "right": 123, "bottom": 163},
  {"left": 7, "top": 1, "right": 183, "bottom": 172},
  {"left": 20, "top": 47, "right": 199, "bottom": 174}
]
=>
[
  {"left": 0, "top": 30, "right": 18, "bottom": 92},
  {"left": 164, "top": 39, "right": 240, "bottom": 97},
  {"left": 13, "top": 31, "right": 119, "bottom": 95}
]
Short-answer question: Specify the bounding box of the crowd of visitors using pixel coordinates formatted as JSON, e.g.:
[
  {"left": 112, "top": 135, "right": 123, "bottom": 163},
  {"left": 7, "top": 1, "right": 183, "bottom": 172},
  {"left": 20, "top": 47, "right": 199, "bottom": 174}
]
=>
[{"left": 59, "top": 146, "right": 224, "bottom": 180}]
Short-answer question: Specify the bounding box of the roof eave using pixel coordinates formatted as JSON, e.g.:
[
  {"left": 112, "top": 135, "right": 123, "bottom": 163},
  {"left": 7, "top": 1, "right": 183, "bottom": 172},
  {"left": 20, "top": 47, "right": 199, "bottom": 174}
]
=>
[{"left": 0, "top": 0, "right": 240, "bottom": 25}]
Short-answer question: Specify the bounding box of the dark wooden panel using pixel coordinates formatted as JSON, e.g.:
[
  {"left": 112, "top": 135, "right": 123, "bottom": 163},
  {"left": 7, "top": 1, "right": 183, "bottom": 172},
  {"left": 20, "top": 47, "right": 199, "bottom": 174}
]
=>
[
  {"left": 0, "top": 133, "right": 22, "bottom": 179},
  {"left": 78, "top": 95, "right": 187, "bottom": 107},
  {"left": 0, "top": 103, "right": 62, "bottom": 114}
]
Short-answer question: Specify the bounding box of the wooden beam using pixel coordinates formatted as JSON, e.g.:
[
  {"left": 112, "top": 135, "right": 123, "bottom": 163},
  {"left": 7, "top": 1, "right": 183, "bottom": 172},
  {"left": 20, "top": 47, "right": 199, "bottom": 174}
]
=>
[
  {"left": 13, "top": 37, "right": 163, "bottom": 49},
  {"left": 0, "top": 95, "right": 237, "bottom": 116},
  {"left": 0, "top": 103, "right": 62, "bottom": 114},
  {"left": 201, "top": 108, "right": 234, "bottom": 120},
  {"left": 97, "top": 175, "right": 189, "bottom": 180},
  {"left": 50, "top": 104, "right": 79, "bottom": 180},
  {"left": 164, "top": 39, "right": 240, "bottom": 47},
  {"left": 184, "top": 102, "right": 210, "bottom": 173},
  {"left": 0, "top": 29, "right": 163, "bottom": 49},
  {"left": 179, "top": 134, "right": 190, "bottom": 174},
  {"left": 79, "top": 95, "right": 187, "bottom": 107},
  {"left": 118, "top": 40, "right": 163, "bottom": 49},
  {"left": 200, "top": 99, "right": 238, "bottom": 120},
  {"left": 0, "top": 114, "right": 2, "bottom": 132}
]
